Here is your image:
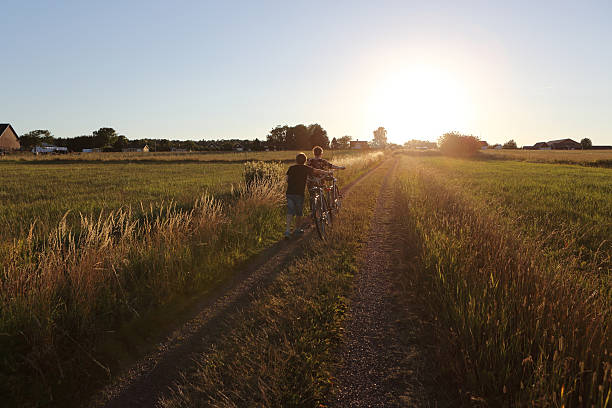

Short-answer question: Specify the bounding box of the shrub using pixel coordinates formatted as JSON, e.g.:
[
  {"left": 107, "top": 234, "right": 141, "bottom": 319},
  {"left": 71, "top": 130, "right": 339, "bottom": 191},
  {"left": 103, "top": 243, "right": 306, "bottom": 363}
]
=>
[
  {"left": 438, "top": 132, "right": 482, "bottom": 156},
  {"left": 242, "top": 161, "right": 285, "bottom": 187},
  {"left": 503, "top": 139, "right": 517, "bottom": 149}
]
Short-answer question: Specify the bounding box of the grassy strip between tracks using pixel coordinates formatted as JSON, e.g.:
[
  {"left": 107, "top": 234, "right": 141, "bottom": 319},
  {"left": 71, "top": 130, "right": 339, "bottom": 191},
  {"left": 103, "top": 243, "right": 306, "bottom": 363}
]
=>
[
  {"left": 0, "top": 152, "right": 384, "bottom": 407},
  {"left": 392, "top": 157, "right": 611, "bottom": 407},
  {"left": 158, "top": 161, "right": 390, "bottom": 407}
]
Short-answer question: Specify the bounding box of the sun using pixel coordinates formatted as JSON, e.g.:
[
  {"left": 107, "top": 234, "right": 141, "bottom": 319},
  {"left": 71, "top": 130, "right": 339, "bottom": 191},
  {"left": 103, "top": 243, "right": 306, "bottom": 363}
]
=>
[{"left": 367, "top": 64, "right": 473, "bottom": 144}]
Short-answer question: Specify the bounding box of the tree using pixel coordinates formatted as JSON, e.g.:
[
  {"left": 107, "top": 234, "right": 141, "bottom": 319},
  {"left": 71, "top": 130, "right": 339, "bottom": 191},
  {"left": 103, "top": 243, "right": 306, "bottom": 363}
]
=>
[
  {"left": 438, "top": 132, "right": 482, "bottom": 156},
  {"left": 291, "top": 124, "right": 310, "bottom": 149},
  {"left": 403, "top": 139, "right": 437, "bottom": 149},
  {"left": 112, "top": 135, "right": 129, "bottom": 151},
  {"left": 330, "top": 137, "right": 338, "bottom": 149},
  {"left": 92, "top": 127, "right": 118, "bottom": 149},
  {"left": 581, "top": 138, "right": 592, "bottom": 149},
  {"left": 266, "top": 126, "right": 288, "bottom": 150},
  {"left": 337, "top": 135, "right": 352, "bottom": 149},
  {"left": 372, "top": 127, "right": 387, "bottom": 148},
  {"left": 503, "top": 139, "right": 518, "bottom": 149},
  {"left": 19, "top": 129, "right": 53, "bottom": 149},
  {"left": 308, "top": 123, "right": 329, "bottom": 149}
]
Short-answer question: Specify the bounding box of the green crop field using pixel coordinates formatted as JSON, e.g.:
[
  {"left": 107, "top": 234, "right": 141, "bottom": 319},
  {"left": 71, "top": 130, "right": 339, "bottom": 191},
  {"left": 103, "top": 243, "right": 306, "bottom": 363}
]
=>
[
  {"left": 393, "top": 154, "right": 611, "bottom": 406},
  {"left": 412, "top": 156, "right": 611, "bottom": 261}
]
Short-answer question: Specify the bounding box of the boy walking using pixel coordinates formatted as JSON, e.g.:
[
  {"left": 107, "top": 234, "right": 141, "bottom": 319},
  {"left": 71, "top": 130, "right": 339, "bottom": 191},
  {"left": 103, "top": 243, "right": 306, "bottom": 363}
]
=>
[{"left": 285, "top": 153, "right": 330, "bottom": 238}]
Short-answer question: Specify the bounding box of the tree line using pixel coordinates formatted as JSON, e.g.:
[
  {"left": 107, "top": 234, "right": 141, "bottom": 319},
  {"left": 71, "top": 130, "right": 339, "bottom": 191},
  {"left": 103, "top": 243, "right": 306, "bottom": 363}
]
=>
[
  {"left": 18, "top": 124, "right": 391, "bottom": 153},
  {"left": 19, "top": 128, "right": 271, "bottom": 152}
]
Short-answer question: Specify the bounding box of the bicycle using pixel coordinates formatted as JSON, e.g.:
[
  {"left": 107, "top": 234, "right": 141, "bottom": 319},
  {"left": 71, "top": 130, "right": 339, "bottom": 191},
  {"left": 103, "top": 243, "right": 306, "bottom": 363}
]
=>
[
  {"left": 324, "top": 172, "right": 342, "bottom": 219},
  {"left": 309, "top": 184, "right": 331, "bottom": 239},
  {"left": 309, "top": 172, "right": 341, "bottom": 239}
]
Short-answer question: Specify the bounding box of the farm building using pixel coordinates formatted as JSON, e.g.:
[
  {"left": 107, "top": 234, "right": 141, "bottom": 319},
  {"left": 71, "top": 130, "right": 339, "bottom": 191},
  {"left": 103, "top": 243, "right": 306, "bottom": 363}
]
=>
[
  {"left": 0, "top": 123, "right": 21, "bottom": 151},
  {"left": 350, "top": 140, "right": 369, "bottom": 149},
  {"left": 531, "top": 139, "right": 581, "bottom": 150},
  {"left": 547, "top": 139, "right": 582, "bottom": 150},
  {"left": 533, "top": 142, "right": 551, "bottom": 150}
]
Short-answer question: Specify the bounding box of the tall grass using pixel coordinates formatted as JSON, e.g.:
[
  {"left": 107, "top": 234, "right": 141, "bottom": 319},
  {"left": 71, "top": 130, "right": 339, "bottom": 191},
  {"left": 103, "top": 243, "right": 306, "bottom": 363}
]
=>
[
  {"left": 393, "top": 159, "right": 611, "bottom": 406},
  {"left": 0, "top": 164, "right": 285, "bottom": 406}
]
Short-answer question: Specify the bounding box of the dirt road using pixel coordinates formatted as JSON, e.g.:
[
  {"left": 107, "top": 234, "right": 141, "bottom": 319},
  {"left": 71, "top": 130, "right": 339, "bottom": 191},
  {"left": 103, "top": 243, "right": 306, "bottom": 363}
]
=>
[{"left": 333, "top": 159, "right": 436, "bottom": 407}]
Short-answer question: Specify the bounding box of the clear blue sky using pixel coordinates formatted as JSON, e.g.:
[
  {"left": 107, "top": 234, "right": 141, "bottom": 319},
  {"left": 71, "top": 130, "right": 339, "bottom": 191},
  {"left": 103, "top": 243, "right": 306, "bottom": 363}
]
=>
[{"left": 2, "top": 0, "right": 611, "bottom": 146}]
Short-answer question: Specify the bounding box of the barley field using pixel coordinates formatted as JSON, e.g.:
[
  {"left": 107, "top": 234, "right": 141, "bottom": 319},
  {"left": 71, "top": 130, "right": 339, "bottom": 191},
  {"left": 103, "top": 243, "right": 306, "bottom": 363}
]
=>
[{"left": 393, "top": 154, "right": 611, "bottom": 406}]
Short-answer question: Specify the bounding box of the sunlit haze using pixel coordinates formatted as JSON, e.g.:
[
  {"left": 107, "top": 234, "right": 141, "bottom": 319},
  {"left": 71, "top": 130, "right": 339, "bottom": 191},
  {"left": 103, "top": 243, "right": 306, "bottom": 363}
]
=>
[{"left": 3, "top": 1, "right": 611, "bottom": 146}]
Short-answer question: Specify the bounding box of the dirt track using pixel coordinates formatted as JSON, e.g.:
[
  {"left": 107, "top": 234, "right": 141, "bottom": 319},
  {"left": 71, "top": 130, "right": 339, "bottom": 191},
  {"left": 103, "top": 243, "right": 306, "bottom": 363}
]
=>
[
  {"left": 90, "top": 161, "right": 386, "bottom": 407},
  {"left": 333, "top": 159, "right": 435, "bottom": 407}
]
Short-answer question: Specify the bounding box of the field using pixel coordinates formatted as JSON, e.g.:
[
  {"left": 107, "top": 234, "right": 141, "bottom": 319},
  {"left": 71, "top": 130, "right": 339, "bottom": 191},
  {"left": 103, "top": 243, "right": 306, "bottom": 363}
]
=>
[
  {"left": 1, "top": 149, "right": 611, "bottom": 407},
  {"left": 0, "top": 150, "right": 359, "bottom": 239},
  {"left": 392, "top": 154, "right": 611, "bottom": 406},
  {"left": 481, "top": 148, "right": 612, "bottom": 167},
  {"left": 0, "top": 149, "right": 384, "bottom": 406}
]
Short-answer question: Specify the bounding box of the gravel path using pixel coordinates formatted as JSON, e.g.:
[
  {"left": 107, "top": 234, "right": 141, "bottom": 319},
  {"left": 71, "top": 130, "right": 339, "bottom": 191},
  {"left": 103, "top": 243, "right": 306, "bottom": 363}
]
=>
[
  {"left": 333, "top": 159, "right": 433, "bottom": 407},
  {"left": 88, "top": 160, "right": 386, "bottom": 408}
]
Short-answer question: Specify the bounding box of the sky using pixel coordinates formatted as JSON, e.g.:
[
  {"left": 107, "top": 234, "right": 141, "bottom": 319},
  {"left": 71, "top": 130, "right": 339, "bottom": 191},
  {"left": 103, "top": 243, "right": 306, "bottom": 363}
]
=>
[{"left": 2, "top": 0, "right": 612, "bottom": 146}]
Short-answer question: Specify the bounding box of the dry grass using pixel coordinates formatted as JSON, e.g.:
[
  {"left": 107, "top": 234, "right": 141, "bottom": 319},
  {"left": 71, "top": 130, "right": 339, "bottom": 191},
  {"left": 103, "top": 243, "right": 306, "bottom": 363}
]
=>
[
  {"left": 0, "top": 149, "right": 365, "bottom": 163},
  {"left": 482, "top": 149, "right": 612, "bottom": 167},
  {"left": 0, "top": 173, "right": 283, "bottom": 406}
]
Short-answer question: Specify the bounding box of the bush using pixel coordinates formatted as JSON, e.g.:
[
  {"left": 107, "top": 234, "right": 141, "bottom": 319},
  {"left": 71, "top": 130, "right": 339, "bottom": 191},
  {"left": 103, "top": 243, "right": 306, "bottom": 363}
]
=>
[
  {"left": 242, "top": 161, "right": 285, "bottom": 187},
  {"left": 503, "top": 139, "right": 517, "bottom": 149},
  {"left": 438, "top": 132, "right": 482, "bottom": 156}
]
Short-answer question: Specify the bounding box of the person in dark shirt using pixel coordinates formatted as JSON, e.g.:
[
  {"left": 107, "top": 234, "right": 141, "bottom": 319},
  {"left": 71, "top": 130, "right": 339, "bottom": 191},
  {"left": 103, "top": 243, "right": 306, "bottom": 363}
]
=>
[
  {"left": 285, "top": 152, "right": 330, "bottom": 238},
  {"left": 306, "top": 146, "right": 345, "bottom": 189}
]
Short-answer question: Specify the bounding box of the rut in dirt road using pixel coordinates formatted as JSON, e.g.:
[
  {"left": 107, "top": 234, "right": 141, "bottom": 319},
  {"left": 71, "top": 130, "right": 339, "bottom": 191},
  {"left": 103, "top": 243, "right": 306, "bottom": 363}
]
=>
[{"left": 334, "top": 159, "right": 432, "bottom": 407}]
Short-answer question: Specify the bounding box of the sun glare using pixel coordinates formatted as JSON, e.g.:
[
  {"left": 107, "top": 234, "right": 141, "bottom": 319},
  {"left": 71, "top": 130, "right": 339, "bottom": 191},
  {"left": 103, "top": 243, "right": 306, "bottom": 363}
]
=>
[{"left": 368, "top": 65, "right": 473, "bottom": 144}]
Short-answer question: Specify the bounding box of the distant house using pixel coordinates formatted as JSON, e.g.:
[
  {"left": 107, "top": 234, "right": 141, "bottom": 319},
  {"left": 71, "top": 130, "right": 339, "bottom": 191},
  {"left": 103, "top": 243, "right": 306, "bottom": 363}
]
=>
[
  {"left": 122, "top": 145, "right": 149, "bottom": 153},
  {"left": 82, "top": 148, "right": 103, "bottom": 153},
  {"left": 491, "top": 144, "right": 502, "bottom": 150},
  {"left": 350, "top": 140, "right": 369, "bottom": 149},
  {"left": 0, "top": 124, "right": 20, "bottom": 151},
  {"left": 233, "top": 144, "right": 244, "bottom": 152},
  {"left": 480, "top": 141, "right": 489, "bottom": 150},
  {"left": 546, "top": 139, "right": 581, "bottom": 150}
]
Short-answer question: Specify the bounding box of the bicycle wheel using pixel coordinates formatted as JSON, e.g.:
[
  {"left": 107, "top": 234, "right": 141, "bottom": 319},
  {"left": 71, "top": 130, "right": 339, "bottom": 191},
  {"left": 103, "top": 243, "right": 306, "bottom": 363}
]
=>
[
  {"left": 333, "top": 184, "right": 341, "bottom": 211},
  {"left": 313, "top": 194, "right": 326, "bottom": 239},
  {"left": 325, "top": 188, "right": 334, "bottom": 224}
]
